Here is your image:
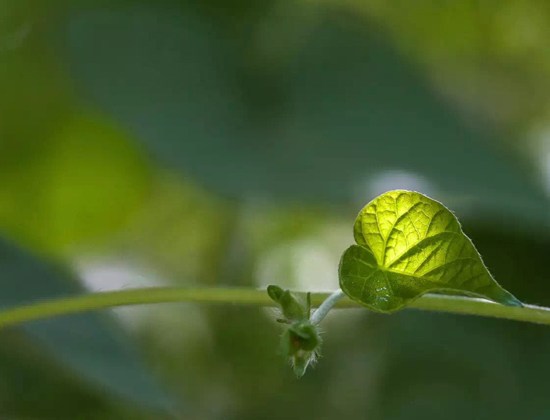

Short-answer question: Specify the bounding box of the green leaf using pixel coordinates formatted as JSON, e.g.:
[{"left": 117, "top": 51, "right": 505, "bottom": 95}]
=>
[
  {"left": 0, "top": 115, "right": 151, "bottom": 256},
  {"left": 339, "top": 190, "right": 522, "bottom": 313},
  {"left": 267, "top": 285, "right": 310, "bottom": 322},
  {"left": 63, "top": 4, "right": 549, "bottom": 230},
  {"left": 267, "top": 286, "right": 319, "bottom": 376},
  {"left": 282, "top": 321, "right": 321, "bottom": 378}
]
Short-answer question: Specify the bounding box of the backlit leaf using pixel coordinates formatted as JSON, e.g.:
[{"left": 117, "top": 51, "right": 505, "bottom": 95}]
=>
[{"left": 339, "top": 190, "right": 522, "bottom": 313}]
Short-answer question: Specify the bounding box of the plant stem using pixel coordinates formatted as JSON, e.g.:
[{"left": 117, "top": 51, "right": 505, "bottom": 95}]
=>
[
  {"left": 310, "top": 289, "right": 345, "bottom": 324},
  {"left": 0, "top": 287, "right": 550, "bottom": 329}
]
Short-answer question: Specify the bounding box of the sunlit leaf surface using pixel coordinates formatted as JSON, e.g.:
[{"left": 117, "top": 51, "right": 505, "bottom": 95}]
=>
[{"left": 339, "top": 190, "right": 522, "bottom": 312}]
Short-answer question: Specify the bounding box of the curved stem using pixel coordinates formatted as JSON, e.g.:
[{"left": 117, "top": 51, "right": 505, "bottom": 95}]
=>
[
  {"left": 0, "top": 287, "right": 550, "bottom": 329},
  {"left": 310, "top": 289, "right": 345, "bottom": 324}
]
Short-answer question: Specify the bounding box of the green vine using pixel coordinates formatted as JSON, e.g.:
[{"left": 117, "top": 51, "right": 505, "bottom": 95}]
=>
[
  {"left": 0, "top": 190, "right": 544, "bottom": 377},
  {"left": 0, "top": 287, "right": 549, "bottom": 330}
]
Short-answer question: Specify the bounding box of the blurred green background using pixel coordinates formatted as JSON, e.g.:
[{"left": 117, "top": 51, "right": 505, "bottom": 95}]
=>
[{"left": 1, "top": 1, "right": 549, "bottom": 419}]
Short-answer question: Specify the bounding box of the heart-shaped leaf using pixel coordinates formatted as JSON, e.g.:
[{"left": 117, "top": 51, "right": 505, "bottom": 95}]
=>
[{"left": 339, "top": 190, "right": 522, "bottom": 313}]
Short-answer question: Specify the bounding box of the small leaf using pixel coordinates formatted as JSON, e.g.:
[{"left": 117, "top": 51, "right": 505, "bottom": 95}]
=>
[
  {"left": 267, "top": 285, "right": 285, "bottom": 303},
  {"left": 267, "top": 286, "right": 320, "bottom": 376},
  {"left": 339, "top": 190, "right": 522, "bottom": 313},
  {"left": 281, "top": 321, "right": 321, "bottom": 378},
  {"left": 267, "top": 285, "right": 310, "bottom": 322}
]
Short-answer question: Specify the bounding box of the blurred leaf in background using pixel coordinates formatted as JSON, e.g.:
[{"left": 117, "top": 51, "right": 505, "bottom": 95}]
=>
[
  {"left": 0, "top": 115, "right": 152, "bottom": 256},
  {"left": 0, "top": 2, "right": 173, "bottom": 417},
  {"left": 0, "top": 238, "right": 176, "bottom": 418},
  {"left": 64, "top": 1, "right": 548, "bottom": 228}
]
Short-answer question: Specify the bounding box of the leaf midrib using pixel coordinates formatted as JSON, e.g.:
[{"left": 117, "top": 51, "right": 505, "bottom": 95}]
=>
[{"left": 355, "top": 243, "right": 480, "bottom": 285}]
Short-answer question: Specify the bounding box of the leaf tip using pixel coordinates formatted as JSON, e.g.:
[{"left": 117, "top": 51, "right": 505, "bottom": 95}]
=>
[
  {"left": 267, "top": 285, "right": 284, "bottom": 303},
  {"left": 501, "top": 294, "right": 524, "bottom": 308}
]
